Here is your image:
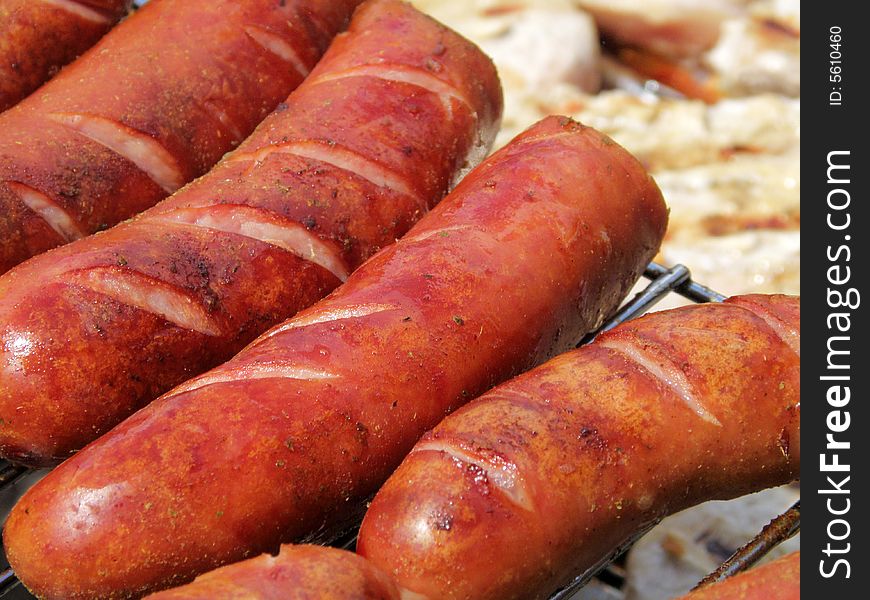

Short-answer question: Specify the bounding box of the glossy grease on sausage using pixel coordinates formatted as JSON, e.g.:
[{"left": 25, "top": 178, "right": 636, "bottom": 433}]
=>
[
  {"left": 357, "top": 295, "right": 800, "bottom": 600},
  {"left": 3, "top": 116, "right": 666, "bottom": 598},
  {"left": 0, "top": 0, "right": 502, "bottom": 465},
  {"left": 0, "top": 0, "right": 363, "bottom": 273},
  {"left": 0, "top": 0, "right": 132, "bottom": 112},
  {"left": 145, "top": 545, "right": 400, "bottom": 600}
]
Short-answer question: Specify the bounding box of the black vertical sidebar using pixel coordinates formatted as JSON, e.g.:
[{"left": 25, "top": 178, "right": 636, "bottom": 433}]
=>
[{"left": 803, "top": 3, "right": 868, "bottom": 598}]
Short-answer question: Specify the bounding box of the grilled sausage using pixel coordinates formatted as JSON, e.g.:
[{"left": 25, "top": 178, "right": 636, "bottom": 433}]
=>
[
  {"left": 0, "top": 0, "right": 132, "bottom": 112},
  {"left": 146, "top": 545, "right": 400, "bottom": 600},
  {"left": 675, "top": 551, "right": 800, "bottom": 600},
  {"left": 146, "top": 547, "right": 801, "bottom": 600},
  {"left": 0, "top": 0, "right": 502, "bottom": 466},
  {"left": 356, "top": 294, "right": 801, "bottom": 600},
  {"left": 3, "top": 115, "right": 667, "bottom": 598},
  {"left": 0, "top": 0, "right": 363, "bottom": 273}
]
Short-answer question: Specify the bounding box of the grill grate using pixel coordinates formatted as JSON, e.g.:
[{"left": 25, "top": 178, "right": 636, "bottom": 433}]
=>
[
  {"left": 0, "top": 263, "right": 799, "bottom": 598},
  {"left": 691, "top": 501, "right": 801, "bottom": 592}
]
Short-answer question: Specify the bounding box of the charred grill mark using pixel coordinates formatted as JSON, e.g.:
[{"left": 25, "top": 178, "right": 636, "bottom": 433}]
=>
[
  {"left": 66, "top": 267, "right": 222, "bottom": 336},
  {"left": 65, "top": 266, "right": 223, "bottom": 337},
  {"left": 151, "top": 205, "right": 350, "bottom": 281},
  {"left": 226, "top": 140, "right": 426, "bottom": 210},
  {"left": 308, "top": 64, "right": 475, "bottom": 119},
  {"left": 6, "top": 181, "right": 86, "bottom": 242},
  {"left": 413, "top": 439, "right": 533, "bottom": 511},
  {"left": 48, "top": 113, "right": 184, "bottom": 193},
  {"left": 399, "top": 225, "right": 472, "bottom": 246},
  {"left": 244, "top": 25, "right": 311, "bottom": 78},
  {"left": 599, "top": 337, "right": 722, "bottom": 426},
  {"left": 734, "top": 301, "right": 800, "bottom": 358},
  {"left": 165, "top": 362, "right": 340, "bottom": 398},
  {"left": 39, "top": 0, "right": 111, "bottom": 24},
  {"left": 263, "top": 303, "right": 402, "bottom": 339}
]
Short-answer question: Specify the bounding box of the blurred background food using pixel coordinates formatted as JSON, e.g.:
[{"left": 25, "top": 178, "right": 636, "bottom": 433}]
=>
[
  {"left": 407, "top": 2, "right": 800, "bottom": 598},
  {"left": 412, "top": 0, "right": 799, "bottom": 303}
]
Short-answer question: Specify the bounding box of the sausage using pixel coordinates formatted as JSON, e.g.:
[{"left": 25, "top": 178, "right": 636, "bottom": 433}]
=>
[
  {"left": 2, "top": 115, "right": 668, "bottom": 598},
  {"left": 675, "top": 551, "right": 800, "bottom": 600},
  {"left": 145, "top": 549, "right": 800, "bottom": 600},
  {"left": 356, "top": 294, "right": 800, "bottom": 600},
  {"left": 0, "top": 0, "right": 502, "bottom": 466},
  {"left": 0, "top": 0, "right": 364, "bottom": 274},
  {"left": 145, "top": 545, "right": 400, "bottom": 600},
  {"left": 0, "top": 0, "right": 132, "bottom": 112}
]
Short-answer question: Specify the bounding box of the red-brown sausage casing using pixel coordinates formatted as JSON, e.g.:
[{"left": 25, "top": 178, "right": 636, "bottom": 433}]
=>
[
  {"left": 357, "top": 295, "right": 801, "bottom": 600},
  {"left": 0, "top": 0, "right": 132, "bottom": 112},
  {"left": 3, "top": 116, "right": 667, "bottom": 598},
  {"left": 0, "top": 0, "right": 502, "bottom": 465},
  {"left": 0, "top": 0, "right": 362, "bottom": 273},
  {"left": 145, "top": 545, "right": 401, "bottom": 600}
]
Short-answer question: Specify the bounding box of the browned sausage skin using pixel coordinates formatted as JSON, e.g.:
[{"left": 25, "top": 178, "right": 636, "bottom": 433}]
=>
[
  {"left": 0, "top": 0, "right": 502, "bottom": 466},
  {"left": 357, "top": 294, "right": 800, "bottom": 600},
  {"left": 143, "top": 547, "right": 800, "bottom": 600},
  {"left": 145, "top": 545, "right": 400, "bottom": 600},
  {"left": 0, "top": 0, "right": 132, "bottom": 112},
  {"left": 0, "top": 0, "right": 364, "bottom": 273},
  {"left": 3, "top": 116, "right": 666, "bottom": 598},
  {"left": 675, "top": 551, "right": 800, "bottom": 600}
]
